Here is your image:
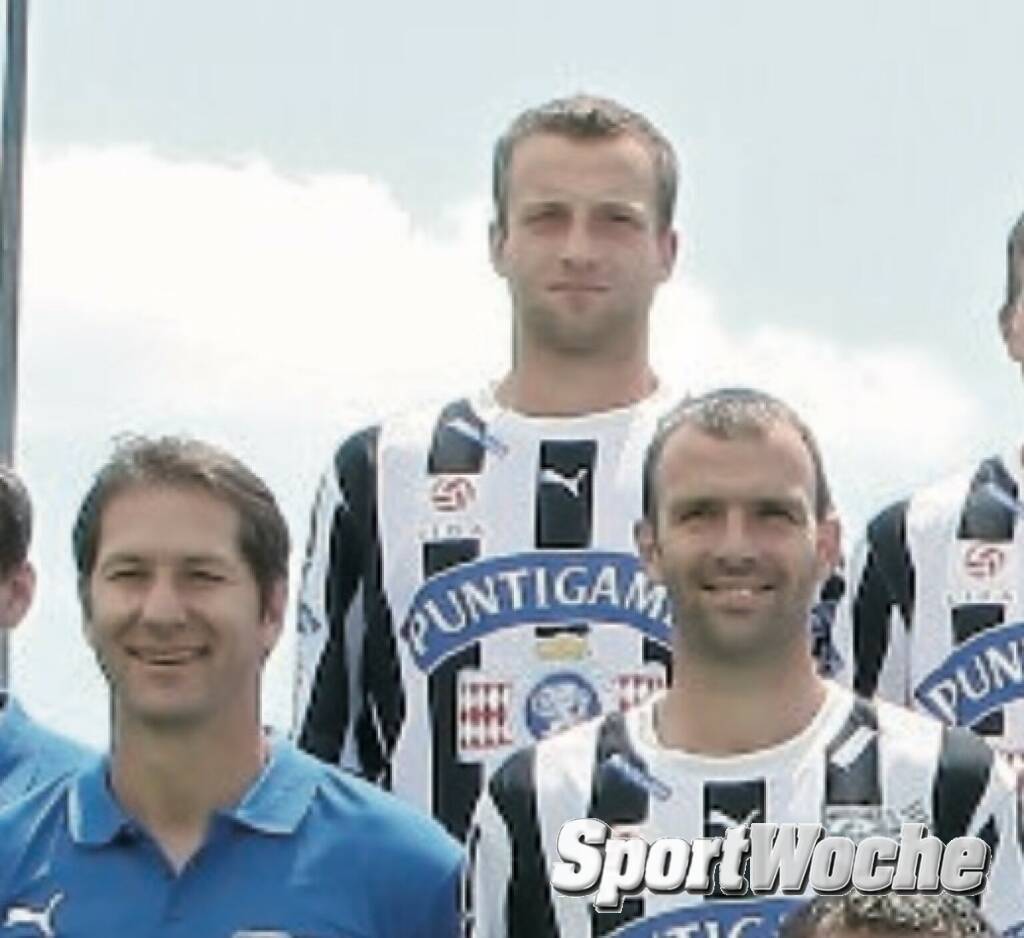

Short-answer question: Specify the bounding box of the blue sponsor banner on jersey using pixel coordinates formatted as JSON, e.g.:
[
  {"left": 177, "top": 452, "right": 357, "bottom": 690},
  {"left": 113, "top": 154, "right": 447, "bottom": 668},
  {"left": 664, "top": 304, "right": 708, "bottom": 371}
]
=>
[
  {"left": 915, "top": 620, "right": 1024, "bottom": 726},
  {"left": 401, "top": 550, "right": 673, "bottom": 671},
  {"left": 610, "top": 896, "right": 803, "bottom": 938}
]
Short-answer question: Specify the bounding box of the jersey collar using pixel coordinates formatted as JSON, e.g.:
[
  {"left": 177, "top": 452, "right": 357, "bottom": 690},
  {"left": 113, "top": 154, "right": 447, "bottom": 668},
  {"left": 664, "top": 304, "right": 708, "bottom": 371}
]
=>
[{"left": 68, "top": 737, "right": 320, "bottom": 846}]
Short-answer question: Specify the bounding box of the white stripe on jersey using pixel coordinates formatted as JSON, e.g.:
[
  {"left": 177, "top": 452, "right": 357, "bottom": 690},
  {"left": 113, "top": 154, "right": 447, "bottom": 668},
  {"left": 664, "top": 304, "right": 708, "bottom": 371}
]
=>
[
  {"left": 833, "top": 448, "right": 1024, "bottom": 758},
  {"left": 468, "top": 682, "right": 1024, "bottom": 937}
]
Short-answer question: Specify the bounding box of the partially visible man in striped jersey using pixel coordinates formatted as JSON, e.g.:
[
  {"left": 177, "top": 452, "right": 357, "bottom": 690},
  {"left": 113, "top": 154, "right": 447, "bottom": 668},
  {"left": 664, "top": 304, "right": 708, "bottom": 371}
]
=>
[
  {"left": 468, "top": 389, "right": 1024, "bottom": 938},
  {"left": 831, "top": 212, "right": 1024, "bottom": 770},
  {"left": 294, "top": 94, "right": 679, "bottom": 839}
]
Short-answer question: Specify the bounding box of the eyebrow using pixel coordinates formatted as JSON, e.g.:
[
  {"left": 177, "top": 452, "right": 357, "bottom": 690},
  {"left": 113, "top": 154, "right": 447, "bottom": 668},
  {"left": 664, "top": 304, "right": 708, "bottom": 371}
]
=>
[{"left": 97, "top": 552, "right": 235, "bottom": 569}]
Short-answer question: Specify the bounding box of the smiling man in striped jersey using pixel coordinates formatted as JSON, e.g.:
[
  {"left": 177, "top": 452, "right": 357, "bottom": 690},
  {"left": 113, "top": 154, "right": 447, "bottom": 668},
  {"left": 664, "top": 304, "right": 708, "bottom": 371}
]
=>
[{"left": 467, "top": 388, "right": 1024, "bottom": 938}]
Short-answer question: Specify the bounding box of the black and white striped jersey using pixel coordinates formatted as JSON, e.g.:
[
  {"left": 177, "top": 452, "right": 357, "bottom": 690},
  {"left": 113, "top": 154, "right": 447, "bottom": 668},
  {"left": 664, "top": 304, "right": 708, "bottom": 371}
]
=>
[
  {"left": 294, "top": 387, "right": 675, "bottom": 839},
  {"left": 832, "top": 449, "right": 1024, "bottom": 762},
  {"left": 468, "top": 682, "right": 1024, "bottom": 938}
]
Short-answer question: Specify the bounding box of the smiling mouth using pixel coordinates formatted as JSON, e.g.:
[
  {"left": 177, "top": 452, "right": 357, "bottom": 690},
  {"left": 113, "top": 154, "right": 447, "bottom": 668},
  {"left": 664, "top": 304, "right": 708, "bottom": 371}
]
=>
[
  {"left": 127, "top": 648, "right": 209, "bottom": 666},
  {"left": 701, "top": 583, "right": 774, "bottom": 600}
]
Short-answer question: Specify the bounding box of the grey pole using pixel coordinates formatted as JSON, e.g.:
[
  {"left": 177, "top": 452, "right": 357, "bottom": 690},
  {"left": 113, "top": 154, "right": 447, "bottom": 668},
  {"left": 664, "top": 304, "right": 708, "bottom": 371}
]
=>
[{"left": 0, "top": 0, "right": 29, "bottom": 688}]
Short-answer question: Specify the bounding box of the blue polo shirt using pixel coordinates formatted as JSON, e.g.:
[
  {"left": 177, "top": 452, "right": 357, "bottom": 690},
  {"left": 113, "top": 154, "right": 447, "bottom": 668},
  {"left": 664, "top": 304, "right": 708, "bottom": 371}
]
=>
[
  {"left": 0, "top": 693, "right": 94, "bottom": 807},
  {"left": 0, "top": 739, "right": 463, "bottom": 937}
]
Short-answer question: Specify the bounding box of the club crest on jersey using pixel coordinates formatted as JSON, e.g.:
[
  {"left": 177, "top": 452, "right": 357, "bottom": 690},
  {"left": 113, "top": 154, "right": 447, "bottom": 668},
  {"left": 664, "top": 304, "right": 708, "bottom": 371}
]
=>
[
  {"left": 915, "top": 620, "right": 1024, "bottom": 726},
  {"left": 608, "top": 896, "right": 800, "bottom": 938},
  {"left": 401, "top": 551, "right": 672, "bottom": 671},
  {"left": 429, "top": 475, "right": 477, "bottom": 513},
  {"left": 524, "top": 672, "right": 600, "bottom": 739}
]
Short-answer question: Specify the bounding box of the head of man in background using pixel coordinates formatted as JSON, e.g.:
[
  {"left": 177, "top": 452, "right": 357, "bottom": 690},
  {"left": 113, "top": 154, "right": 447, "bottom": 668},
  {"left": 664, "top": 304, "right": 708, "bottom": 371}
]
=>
[
  {"left": 489, "top": 93, "right": 679, "bottom": 414},
  {"left": 0, "top": 466, "right": 36, "bottom": 638},
  {"left": 635, "top": 387, "right": 841, "bottom": 752},
  {"left": 998, "top": 211, "right": 1024, "bottom": 369},
  {"left": 0, "top": 464, "right": 92, "bottom": 806},
  {"left": 778, "top": 891, "right": 998, "bottom": 938}
]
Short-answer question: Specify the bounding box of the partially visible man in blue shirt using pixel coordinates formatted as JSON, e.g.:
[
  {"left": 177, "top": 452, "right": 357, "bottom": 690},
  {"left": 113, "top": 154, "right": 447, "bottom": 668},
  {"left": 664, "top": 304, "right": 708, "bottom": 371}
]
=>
[
  {"left": 0, "top": 437, "right": 462, "bottom": 937},
  {"left": 0, "top": 465, "right": 92, "bottom": 807}
]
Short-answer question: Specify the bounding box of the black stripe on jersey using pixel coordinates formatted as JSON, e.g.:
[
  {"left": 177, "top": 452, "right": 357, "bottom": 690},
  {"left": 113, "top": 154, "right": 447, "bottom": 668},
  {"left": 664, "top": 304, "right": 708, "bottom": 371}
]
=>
[
  {"left": 854, "top": 500, "right": 913, "bottom": 698},
  {"left": 952, "top": 605, "right": 1006, "bottom": 736},
  {"left": 489, "top": 749, "right": 560, "bottom": 938},
  {"left": 702, "top": 780, "right": 766, "bottom": 899},
  {"left": 824, "top": 697, "right": 882, "bottom": 806},
  {"left": 931, "top": 726, "right": 994, "bottom": 843},
  {"left": 958, "top": 457, "right": 1017, "bottom": 540},
  {"left": 426, "top": 539, "right": 483, "bottom": 841},
  {"left": 536, "top": 441, "right": 597, "bottom": 548},
  {"left": 300, "top": 427, "right": 408, "bottom": 783},
  {"left": 428, "top": 398, "right": 488, "bottom": 474},
  {"left": 587, "top": 712, "right": 650, "bottom": 935}
]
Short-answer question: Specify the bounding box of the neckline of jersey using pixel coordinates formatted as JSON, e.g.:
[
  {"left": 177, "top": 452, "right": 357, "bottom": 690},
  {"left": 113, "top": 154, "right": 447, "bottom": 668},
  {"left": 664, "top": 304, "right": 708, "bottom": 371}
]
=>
[{"left": 625, "top": 680, "right": 850, "bottom": 777}]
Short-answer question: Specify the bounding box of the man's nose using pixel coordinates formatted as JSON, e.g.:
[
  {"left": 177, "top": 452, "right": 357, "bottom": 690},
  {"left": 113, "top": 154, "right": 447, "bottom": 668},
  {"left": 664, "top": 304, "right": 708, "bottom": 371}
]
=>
[
  {"left": 559, "top": 215, "right": 597, "bottom": 267},
  {"left": 713, "top": 510, "right": 758, "bottom": 568},
  {"left": 139, "top": 573, "right": 187, "bottom": 628}
]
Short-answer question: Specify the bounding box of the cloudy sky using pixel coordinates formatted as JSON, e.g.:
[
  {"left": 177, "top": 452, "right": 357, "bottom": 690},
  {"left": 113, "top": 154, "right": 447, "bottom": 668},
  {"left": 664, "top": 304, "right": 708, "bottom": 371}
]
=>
[{"left": 3, "top": 1, "right": 1023, "bottom": 745}]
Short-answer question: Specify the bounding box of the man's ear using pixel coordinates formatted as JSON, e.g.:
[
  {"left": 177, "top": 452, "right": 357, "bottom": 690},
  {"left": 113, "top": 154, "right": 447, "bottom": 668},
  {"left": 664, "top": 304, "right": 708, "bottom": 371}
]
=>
[
  {"left": 815, "top": 513, "right": 842, "bottom": 581},
  {"left": 656, "top": 227, "right": 680, "bottom": 283},
  {"left": 634, "top": 518, "right": 662, "bottom": 583},
  {"left": 1001, "top": 302, "right": 1024, "bottom": 364},
  {"left": 489, "top": 219, "right": 507, "bottom": 277},
  {"left": 0, "top": 561, "right": 35, "bottom": 631},
  {"left": 259, "top": 577, "right": 288, "bottom": 660}
]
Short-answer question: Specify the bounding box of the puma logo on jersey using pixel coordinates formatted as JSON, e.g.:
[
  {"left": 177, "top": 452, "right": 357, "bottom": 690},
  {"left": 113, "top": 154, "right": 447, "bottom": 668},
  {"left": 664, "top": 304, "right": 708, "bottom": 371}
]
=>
[
  {"left": 540, "top": 467, "right": 588, "bottom": 498},
  {"left": 4, "top": 892, "right": 63, "bottom": 937},
  {"left": 707, "top": 807, "right": 761, "bottom": 829}
]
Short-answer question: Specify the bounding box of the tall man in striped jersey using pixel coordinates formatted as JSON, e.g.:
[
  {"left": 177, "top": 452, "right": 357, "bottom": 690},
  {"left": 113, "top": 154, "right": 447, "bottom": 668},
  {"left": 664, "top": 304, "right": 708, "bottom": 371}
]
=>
[
  {"left": 468, "top": 389, "right": 1023, "bottom": 937},
  {"left": 831, "top": 212, "right": 1024, "bottom": 769},
  {"left": 294, "top": 94, "right": 679, "bottom": 839}
]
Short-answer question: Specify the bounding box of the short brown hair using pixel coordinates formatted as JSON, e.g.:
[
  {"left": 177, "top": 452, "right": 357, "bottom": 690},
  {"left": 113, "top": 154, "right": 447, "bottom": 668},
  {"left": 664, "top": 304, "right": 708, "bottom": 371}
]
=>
[
  {"left": 73, "top": 435, "right": 289, "bottom": 612},
  {"left": 642, "top": 387, "right": 834, "bottom": 525},
  {"left": 0, "top": 464, "right": 32, "bottom": 575},
  {"left": 492, "top": 93, "right": 678, "bottom": 236},
  {"left": 998, "top": 211, "right": 1024, "bottom": 334},
  {"left": 778, "top": 892, "right": 997, "bottom": 938}
]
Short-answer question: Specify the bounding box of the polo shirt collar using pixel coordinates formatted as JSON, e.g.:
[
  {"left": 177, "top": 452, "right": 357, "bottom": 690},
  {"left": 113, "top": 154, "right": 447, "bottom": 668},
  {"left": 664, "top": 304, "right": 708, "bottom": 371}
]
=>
[
  {"left": 226, "top": 740, "right": 320, "bottom": 835},
  {"left": 68, "top": 737, "right": 319, "bottom": 846}
]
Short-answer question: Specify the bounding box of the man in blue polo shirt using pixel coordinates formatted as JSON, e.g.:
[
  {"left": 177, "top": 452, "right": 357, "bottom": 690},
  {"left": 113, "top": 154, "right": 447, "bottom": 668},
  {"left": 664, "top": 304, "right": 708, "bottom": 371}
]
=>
[
  {"left": 0, "top": 465, "right": 92, "bottom": 806},
  {"left": 0, "top": 437, "right": 462, "bottom": 937}
]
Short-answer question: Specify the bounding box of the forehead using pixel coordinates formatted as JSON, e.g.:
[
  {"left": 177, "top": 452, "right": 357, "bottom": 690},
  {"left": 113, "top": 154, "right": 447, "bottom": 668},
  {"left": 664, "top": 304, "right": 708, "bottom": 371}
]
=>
[
  {"left": 655, "top": 422, "right": 817, "bottom": 504},
  {"left": 94, "top": 483, "right": 243, "bottom": 562},
  {"left": 505, "top": 131, "right": 659, "bottom": 206}
]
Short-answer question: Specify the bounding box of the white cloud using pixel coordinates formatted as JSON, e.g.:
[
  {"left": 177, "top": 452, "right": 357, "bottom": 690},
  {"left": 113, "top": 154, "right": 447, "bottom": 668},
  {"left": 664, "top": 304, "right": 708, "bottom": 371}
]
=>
[{"left": 9, "top": 146, "right": 993, "bottom": 743}]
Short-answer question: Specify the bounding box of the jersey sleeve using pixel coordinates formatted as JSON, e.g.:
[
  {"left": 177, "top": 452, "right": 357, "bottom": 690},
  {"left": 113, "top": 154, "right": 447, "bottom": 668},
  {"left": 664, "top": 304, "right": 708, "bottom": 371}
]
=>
[
  {"left": 293, "top": 426, "right": 403, "bottom": 782},
  {"left": 832, "top": 500, "right": 913, "bottom": 705}
]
